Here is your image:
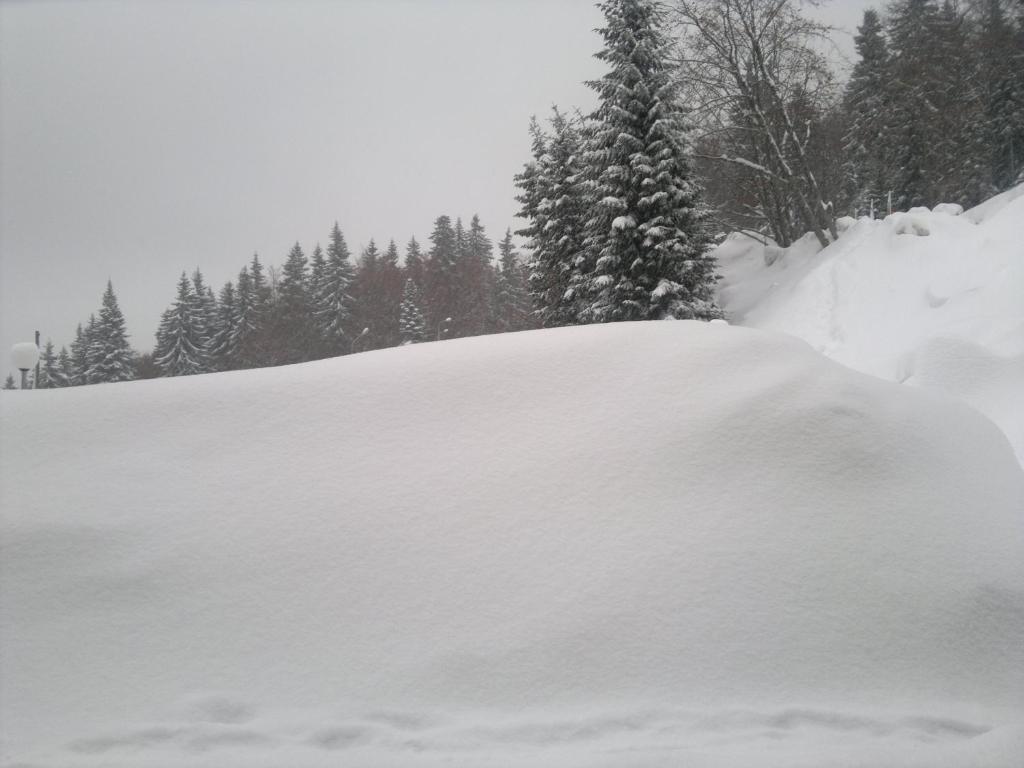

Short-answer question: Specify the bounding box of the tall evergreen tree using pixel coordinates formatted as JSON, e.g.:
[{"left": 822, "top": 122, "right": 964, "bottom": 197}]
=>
[
  {"left": 2, "top": 375, "right": 15, "bottom": 390},
  {"left": 399, "top": 278, "right": 427, "bottom": 344},
  {"left": 424, "top": 215, "right": 459, "bottom": 336},
  {"left": 376, "top": 239, "right": 406, "bottom": 348},
  {"left": 88, "top": 281, "right": 135, "bottom": 383},
  {"left": 36, "top": 340, "right": 60, "bottom": 389},
  {"left": 494, "top": 228, "right": 532, "bottom": 332},
  {"left": 208, "top": 281, "right": 239, "bottom": 370},
  {"left": 269, "top": 242, "right": 316, "bottom": 364},
  {"left": 155, "top": 272, "right": 209, "bottom": 376},
  {"left": 456, "top": 214, "right": 495, "bottom": 336},
  {"left": 316, "top": 222, "right": 356, "bottom": 355},
  {"left": 404, "top": 237, "right": 426, "bottom": 291},
  {"left": 351, "top": 239, "right": 381, "bottom": 349},
  {"left": 842, "top": 10, "right": 893, "bottom": 215},
  {"left": 515, "top": 110, "right": 589, "bottom": 326},
  {"left": 232, "top": 266, "right": 263, "bottom": 368},
  {"left": 69, "top": 323, "right": 89, "bottom": 386},
  {"left": 191, "top": 269, "right": 219, "bottom": 350},
  {"left": 56, "top": 346, "right": 73, "bottom": 387},
  {"left": 579, "top": 0, "right": 719, "bottom": 321},
  {"left": 83, "top": 314, "right": 101, "bottom": 384},
  {"left": 887, "top": 0, "right": 942, "bottom": 208},
  {"left": 977, "top": 0, "right": 1024, "bottom": 191}
]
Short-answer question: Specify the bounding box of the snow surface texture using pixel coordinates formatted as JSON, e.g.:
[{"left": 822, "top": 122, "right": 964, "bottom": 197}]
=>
[
  {"left": 2, "top": 322, "right": 1023, "bottom": 767},
  {"left": 717, "top": 185, "right": 1024, "bottom": 464}
]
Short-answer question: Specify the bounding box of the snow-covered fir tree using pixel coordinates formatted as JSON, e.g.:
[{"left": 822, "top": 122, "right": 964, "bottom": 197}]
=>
[
  {"left": 2, "top": 375, "right": 15, "bottom": 390},
  {"left": 456, "top": 214, "right": 495, "bottom": 337},
  {"left": 399, "top": 278, "right": 427, "bottom": 344},
  {"left": 208, "top": 281, "right": 239, "bottom": 370},
  {"left": 842, "top": 10, "right": 893, "bottom": 216},
  {"left": 424, "top": 215, "right": 459, "bottom": 336},
  {"left": 191, "top": 269, "right": 219, "bottom": 351},
  {"left": 231, "top": 266, "right": 263, "bottom": 368},
  {"left": 316, "top": 222, "right": 356, "bottom": 355},
  {"left": 493, "top": 228, "right": 532, "bottom": 333},
  {"left": 404, "top": 237, "right": 426, "bottom": 291},
  {"left": 977, "top": 0, "right": 1024, "bottom": 191},
  {"left": 578, "top": 0, "right": 719, "bottom": 321},
  {"left": 515, "top": 111, "right": 588, "bottom": 327},
  {"left": 56, "top": 346, "right": 73, "bottom": 387},
  {"left": 87, "top": 281, "right": 135, "bottom": 383},
  {"left": 69, "top": 323, "right": 89, "bottom": 386},
  {"left": 270, "top": 242, "right": 316, "bottom": 364},
  {"left": 83, "top": 314, "right": 102, "bottom": 384},
  {"left": 155, "top": 272, "right": 210, "bottom": 376},
  {"left": 35, "top": 340, "right": 61, "bottom": 389}
]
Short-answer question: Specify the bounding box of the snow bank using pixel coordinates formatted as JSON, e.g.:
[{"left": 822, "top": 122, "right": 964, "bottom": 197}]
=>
[
  {"left": 717, "top": 185, "right": 1024, "bottom": 462},
  {"left": 2, "top": 322, "right": 1023, "bottom": 768}
]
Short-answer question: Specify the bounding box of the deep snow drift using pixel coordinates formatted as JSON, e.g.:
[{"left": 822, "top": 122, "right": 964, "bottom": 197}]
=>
[
  {"left": 717, "top": 186, "right": 1024, "bottom": 463},
  {"left": 2, "top": 322, "right": 1023, "bottom": 768}
]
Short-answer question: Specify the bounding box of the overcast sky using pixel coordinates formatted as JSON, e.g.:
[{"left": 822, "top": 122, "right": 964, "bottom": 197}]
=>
[{"left": 0, "top": 0, "right": 874, "bottom": 362}]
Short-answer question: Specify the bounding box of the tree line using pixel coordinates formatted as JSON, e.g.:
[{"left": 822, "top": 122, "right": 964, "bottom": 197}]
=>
[{"left": 7, "top": 215, "right": 533, "bottom": 388}]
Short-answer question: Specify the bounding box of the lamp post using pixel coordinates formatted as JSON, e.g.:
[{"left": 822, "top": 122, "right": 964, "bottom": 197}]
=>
[
  {"left": 437, "top": 317, "right": 452, "bottom": 341},
  {"left": 11, "top": 341, "right": 40, "bottom": 390}
]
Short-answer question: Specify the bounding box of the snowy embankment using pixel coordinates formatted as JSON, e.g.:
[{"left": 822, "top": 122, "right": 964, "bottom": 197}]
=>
[
  {"left": 717, "top": 184, "right": 1024, "bottom": 464},
  {"left": 2, "top": 322, "right": 1023, "bottom": 768}
]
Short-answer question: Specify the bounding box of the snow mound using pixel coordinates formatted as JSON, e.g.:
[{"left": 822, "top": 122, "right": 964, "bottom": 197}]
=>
[
  {"left": 2, "top": 322, "right": 1023, "bottom": 768},
  {"left": 717, "top": 186, "right": 1024, "bottom": 462}
]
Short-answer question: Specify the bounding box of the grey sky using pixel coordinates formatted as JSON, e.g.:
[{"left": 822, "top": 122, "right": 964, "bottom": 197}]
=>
[{"left": 0, "top": 0, "right": 873, "bottom": 361}]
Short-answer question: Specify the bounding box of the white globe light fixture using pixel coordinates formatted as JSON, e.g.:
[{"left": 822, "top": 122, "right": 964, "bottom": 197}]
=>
[{"left": 11, "top": 342, "right": 40, "bottom": 390}]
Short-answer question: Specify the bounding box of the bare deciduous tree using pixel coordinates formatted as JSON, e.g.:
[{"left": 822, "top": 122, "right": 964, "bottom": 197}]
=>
[{"left": 672, "top": 0, "right": 840, "bottom": 247}]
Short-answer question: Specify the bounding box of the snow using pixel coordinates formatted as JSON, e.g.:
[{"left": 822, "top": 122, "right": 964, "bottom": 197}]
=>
[
  {"left": 2, "top": 321, "right": 1023, "bottom": 768},
  {"left": 10, "top": 341, "right": 39, "bottom": 371},
  {"left": 611, "top": 214, "right": 636, "bottom": 230},
  {"left": 717, "top": 184, "right": 1024, "bottom": 464}
]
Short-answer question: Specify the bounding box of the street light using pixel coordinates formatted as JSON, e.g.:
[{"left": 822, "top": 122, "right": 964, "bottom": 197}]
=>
[{"left": 11, "top": 342, "right": 40, "bottom": 390}]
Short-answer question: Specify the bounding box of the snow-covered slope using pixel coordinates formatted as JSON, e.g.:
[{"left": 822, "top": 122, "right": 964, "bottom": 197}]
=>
[
  {"left": 2, "top": 322, "right": 1023, "bottom": 768},
  {"left": 717, "top": 187, "right": 1024, "bottom": 463}
]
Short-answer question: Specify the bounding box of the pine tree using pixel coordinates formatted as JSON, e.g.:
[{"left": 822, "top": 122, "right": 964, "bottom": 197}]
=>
[
  {"left": 208, "top": 281, "right": 239, "bottom": 370},
  {"left": 842, "top": 10, "right": 893, "bottom": 216},
  {"left": 404, "top": 237, "right": 426, "bottom": 291},
  {"left": 579, "top": 0, "right": 719, "bottom": 321},
  {"left": 270, "top": 242, "right": 315, "bottom": 364},
  {"left": 83, "top": 314, "right": 101, "bottom": 384},
  {"left": 978, "top": 0, "right": 1024, "bottom": 191},
  {"left": 455, "top": 214, "right": 495, "bottom": 337},
  {"left": 351, "top": 239, "right": 381, "bottom": 349},
  {"left": 424, "top": 215, "right": 459, "bottom": 336},
  {"left": 494, "top": 228, "right": 532, "bottom": 332},
  {"left": 232, "top": 266, "right": 262, "bottom": 368},
  {"left": 3, "top": 375, "right": 15, "bottom": 390},
  {"left": 399, "top": 278, "right": 427, "bottom": 344},
  {"left": 155, "top": 272, "right": 209, "bottom": 376},
  {"left": 316, "top": 222, "right": 356, "bottom": 355},
  {"left": 87, "top": 281, "right": 135, "bottom": 383},
  {"left": 36, "top": 340, "right": 59, "bottom": 389},
  {"left": 69, "top": 323, "right": 89, "bottom": 386},
  {"left": 515, "top": 110, "right": 588, "bottom": 327},
  {"left": 191, "top": 269, "right": 219, "bottom": 351},
  {"left": 376, "top": 239, "right": 405, "bottom": 348},
  {"left": 56, "top": 346, "right": 73, "bottom": 387},
  {"left": 888, "top": 0, "right": 943, "bottom": 208}
]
